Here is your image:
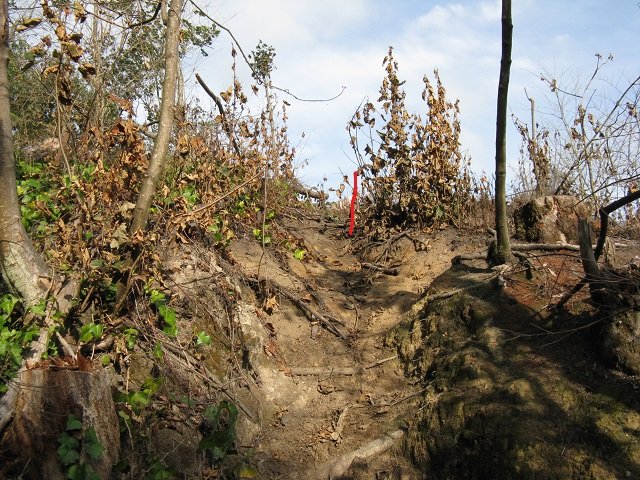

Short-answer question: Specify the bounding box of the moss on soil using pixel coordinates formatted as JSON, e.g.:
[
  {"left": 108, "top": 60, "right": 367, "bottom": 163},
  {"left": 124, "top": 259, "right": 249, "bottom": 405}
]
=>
[{"left": 391, "top": 266, "right": 640, "bottom": 480}]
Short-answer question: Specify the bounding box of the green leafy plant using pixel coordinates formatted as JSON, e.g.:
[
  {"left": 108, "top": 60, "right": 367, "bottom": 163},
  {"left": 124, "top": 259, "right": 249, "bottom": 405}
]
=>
[
  {"left": 293, "top": 248, "right": 307, "bottom": 261},
  {"left": 194, "top": 330, "right": 212, "bottom": 346},
  {"left": 57, "top": 413, "right": 104, "bottom": 480},
  {"left": 199, "top": 400, "right": 238, "bottom": 463},
  {"left": 16, "top": 160, "right": 68, "bottom": 238},
  {"left": 122, "top": 327, "right": 139, "bottom": 349},
  {"left": 79, "top": 322, "right": 104, "bottom": 343},
  {"left": 117, "top": 377, "right": 161, "bottom": 414},
  {"left": 207, "top": 215, "right": 235, "bottom": 248},
  {"left": 147, "top": 289, "right": 177, "bottom": 337},
  {"left": 145, "top": 459, "right": 175, "bottom": 480},
  {"left": 153, "top": 342, "right": 164, "bottom": 359},
  {"left": 252, "top": 227, "right": 271, "bottom": 245},
  {"left": 181, "top": 184, "right": 199, "bottom": 205},
  {"left": 0, "top": 294, "right": 38, "bottom": 394}
]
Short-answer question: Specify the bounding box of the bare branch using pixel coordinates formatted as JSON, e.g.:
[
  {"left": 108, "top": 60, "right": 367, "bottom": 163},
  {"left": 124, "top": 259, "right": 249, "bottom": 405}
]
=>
[{"left": 188, "top": 0, "right": 346, "bottom": 103}]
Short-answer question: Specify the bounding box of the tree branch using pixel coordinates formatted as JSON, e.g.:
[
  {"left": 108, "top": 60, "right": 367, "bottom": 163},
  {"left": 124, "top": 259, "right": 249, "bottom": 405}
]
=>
[{"left": 188, "top": 0, "right": 346, "bottom": 102}]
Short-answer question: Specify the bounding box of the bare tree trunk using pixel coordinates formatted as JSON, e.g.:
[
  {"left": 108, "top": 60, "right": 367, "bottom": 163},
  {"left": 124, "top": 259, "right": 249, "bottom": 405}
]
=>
[
  {"left": 492, "top": 0, "right": 513, "bottom": 265},
  {"left": 0, "top": 0, "right": 51, "bottom": 306},
  {"left": 130, "top": 0, "right": 182, "bottom": 233}
]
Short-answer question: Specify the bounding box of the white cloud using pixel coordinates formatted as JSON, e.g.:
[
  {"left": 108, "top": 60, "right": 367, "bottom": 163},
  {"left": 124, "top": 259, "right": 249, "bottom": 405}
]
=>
[
  {"left": 479, "top": 0, "right": 501, "bottom": 23},
  {"left": 193, "top": 0, "right": 639, "bottom": 191}
]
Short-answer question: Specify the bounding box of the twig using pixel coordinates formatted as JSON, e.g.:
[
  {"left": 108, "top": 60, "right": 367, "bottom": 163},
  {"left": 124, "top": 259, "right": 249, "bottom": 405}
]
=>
[
  {"left": 451, "top": 252, "right": 487, "bottom": 264},
  {"left": 245, "top": 277, "right": 348, "bottom": 339},
  {"left": 552, "top": 277, "right": 588, "bottom": 310},
  {"left": 289, "top": 355, "right": 397, "bottom": 377},
  {"left": 177, "top": 169, "right": 264, "bottom": 217},
  {"left": 56, "top": 332, "right": 76, "bottom": 357},
  {"left": 331, "top": 404, "right": 351, "bottom": 442},
  {"left": 387, "top": 386, "right": 429, "bottom": 408},
  {"left": 187, "top": 0, "right": 345, "bottom": 103},
  {"left": 275, "top": 285, "right": 349, "bottom": 340},
  {"left": 160, "top": 339, "right": 256, "bottom": 421},
  {"left": 195, "top": 72, "right": 241, "bottom": 156},
  {"left": 365, "top": 354, "right": 397, "bottom": 369},
  {"left": 361, "top": 262, "right": 399, "bottom": 276},
  {"left": 374, "top": 230, "right": 412, "bottom": 263},
  {"left": 421, "top": 272, "right": 499, "bottom": 301},
  {"left": 290, "top": 367, "right": 355, "bottom": 376}
]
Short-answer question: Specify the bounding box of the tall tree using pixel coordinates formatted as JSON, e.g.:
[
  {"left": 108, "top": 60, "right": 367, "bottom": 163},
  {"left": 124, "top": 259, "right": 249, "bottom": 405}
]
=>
[
  {"left": 0, "top": 0, "right": 50, "bottom": 306},
  {"left": 130, "top": 0, "right": 183, "bottom": 232},
  {"left": 492, "top": 0, "right": 513, "bottom": 264}
]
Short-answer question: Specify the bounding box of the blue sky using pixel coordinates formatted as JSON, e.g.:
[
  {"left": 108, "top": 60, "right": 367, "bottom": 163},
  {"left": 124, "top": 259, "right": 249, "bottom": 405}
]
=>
[{"left": 192, "top": 0, "right": 640, "bottom": 192}]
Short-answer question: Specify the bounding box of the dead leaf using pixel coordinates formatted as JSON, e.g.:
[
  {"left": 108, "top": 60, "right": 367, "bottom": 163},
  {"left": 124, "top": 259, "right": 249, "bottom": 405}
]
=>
[
  {"left": 264, "top": 342, "right": 278, "bottom": 358},
  {"left": 73, "top": 1, "right": 87, "bottom": 22},
  {"left": 109, "top": 223, "right": 129, "bottom": 249},
  {"left": 118, "top": 201, "right": 136, "bottom": 214},
  {"left": 16, "top": 17, "right": 42, "bottom": 31},
  {"left": 43, "top": 64, "right": 60, "bottom": 77},
  {"left": 78, "top": 63, "right": 96, "bottom": 77},
  {"left": 263, "top": 295, "right": 279, "bottom": 314},
  {"left": 264, "top": 322, "right": 276, "bottom": 337},
  {"left": 54, "top": 24, "right": 66, "bottom": 41},
  {"left": 318, "top": 384, "right": 337, "bottom": 395}
]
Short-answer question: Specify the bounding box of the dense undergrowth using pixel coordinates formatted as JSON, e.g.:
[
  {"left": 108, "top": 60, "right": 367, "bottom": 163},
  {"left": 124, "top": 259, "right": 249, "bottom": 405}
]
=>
[{"left": 0, "top": 5, "right": 487, "bottom": 476}]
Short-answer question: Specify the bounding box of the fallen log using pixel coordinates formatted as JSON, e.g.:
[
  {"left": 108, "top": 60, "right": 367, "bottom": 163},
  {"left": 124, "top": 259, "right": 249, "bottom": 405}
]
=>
[{"left": 291, "top": 180, "right": 328, "bottom": 201}]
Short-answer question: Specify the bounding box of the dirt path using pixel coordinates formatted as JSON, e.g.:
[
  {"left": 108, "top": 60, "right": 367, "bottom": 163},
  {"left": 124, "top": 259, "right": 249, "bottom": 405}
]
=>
[{"left": 226, "top": 215, "right": 484, "bottom": 478}]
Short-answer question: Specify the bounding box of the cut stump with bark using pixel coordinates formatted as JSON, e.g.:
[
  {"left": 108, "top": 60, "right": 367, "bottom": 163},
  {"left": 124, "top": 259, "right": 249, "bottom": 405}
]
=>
[
  {"left": 578, "top": 218, "right": 640, "bottom": 375},
  {"left": 513, "top": 195, "right": 591, "bottom": 243},
  {"left": 0, "top": 363, "right": 119, "bottom": 479}
]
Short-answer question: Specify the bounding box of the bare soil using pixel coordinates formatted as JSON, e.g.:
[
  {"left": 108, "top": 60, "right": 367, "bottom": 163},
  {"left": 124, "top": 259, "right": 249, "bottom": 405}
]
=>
[
  {"left": 218, "top": 211, "right": 640, "bottom": 479},
  {"left": 224, "top": 214, "right": 481, "bottom": 479}
]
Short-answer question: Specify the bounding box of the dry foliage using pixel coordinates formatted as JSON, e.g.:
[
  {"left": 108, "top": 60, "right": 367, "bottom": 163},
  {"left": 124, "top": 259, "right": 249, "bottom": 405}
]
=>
[{"left": 348, "top": 47, "right": 472, "bottom": 239}]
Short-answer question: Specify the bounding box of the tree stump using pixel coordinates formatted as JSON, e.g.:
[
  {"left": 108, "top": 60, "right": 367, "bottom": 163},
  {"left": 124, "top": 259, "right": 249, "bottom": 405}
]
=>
[
  {"left": 578, "top": 218, "right": 640, "bottom": 374},
  {"left": 0, "top": 362, "right": 119, "bottom": 479},
  {"left": 513, "top": 195, "right": 591, "bottom": 243}
]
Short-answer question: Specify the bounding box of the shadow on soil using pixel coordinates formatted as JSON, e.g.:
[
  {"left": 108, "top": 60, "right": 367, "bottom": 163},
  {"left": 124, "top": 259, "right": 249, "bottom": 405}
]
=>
[{"left": 390, "top": 262, "right": 640, "bottom": 480}]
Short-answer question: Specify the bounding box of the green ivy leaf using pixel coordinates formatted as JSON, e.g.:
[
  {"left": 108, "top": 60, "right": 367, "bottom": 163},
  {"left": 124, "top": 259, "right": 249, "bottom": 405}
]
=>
[
  {"left": 66, "top": 414, "right": 83, "bottom": 431},
  {"left": 0, "top": 294, "right": 19, "bottom": 316},
  {"left": 83, "top": 427, "right": 104, "bottom": 460},
  {"left": 79, "top": 323, "right": 103, "bottom": 343},
  {"left": 195, "top": 331, "right": 211, "bottom": 346},
  {"left": 149, "top": 289, "right": 166, "bottom": 307},
  {"left": 10, "top": 343, "right": 23, "bottom": 365},
  {"left": 158, "top": 305, "right": 177, "bottom": 337},
  {"left": 199, "top": 401, "right": 238, "bottom": 461},
  {"left": 29, "top": 299, "right": 47, "bottom": 316},
  {"left": 153, "top": 342, "right": 164, "bottom": 359},
  {"left": 57, "top": 433, "right": 80, "bottom": 465}
]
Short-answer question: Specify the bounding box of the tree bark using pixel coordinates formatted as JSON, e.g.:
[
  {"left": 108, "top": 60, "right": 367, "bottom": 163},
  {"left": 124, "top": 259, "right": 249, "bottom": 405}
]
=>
[
  {"left": 492, "top": 0, "right": 513, "bottom": 265},
  {"left": 0, "top": 0, "right": 51, "bottom": 306},
  {"left": 130, "top": 0, "right": 183, "bottom": 233}
]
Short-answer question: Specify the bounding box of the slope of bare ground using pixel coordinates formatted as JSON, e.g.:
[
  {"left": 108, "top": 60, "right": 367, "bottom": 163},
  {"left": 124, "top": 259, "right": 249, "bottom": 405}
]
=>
[
  {"left": 101, "top": 207, "right": 640, "bottom": 480},
  {"left": 218, "top": 210, "right": 640, "bottom": 480},
  {"left": 223, "top": 212, "right": 486, "bottom": 479}
]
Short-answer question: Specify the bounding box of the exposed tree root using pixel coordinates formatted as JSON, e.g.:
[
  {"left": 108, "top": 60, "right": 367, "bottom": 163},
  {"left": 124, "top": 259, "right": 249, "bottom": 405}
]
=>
[{"left": 313, "top": 428, "right": 405, "bottom": 479}]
